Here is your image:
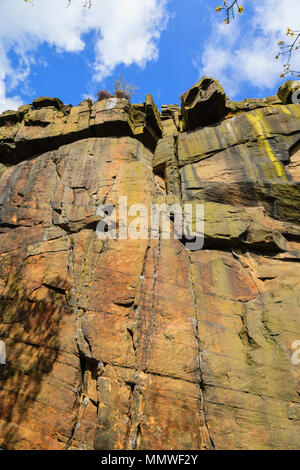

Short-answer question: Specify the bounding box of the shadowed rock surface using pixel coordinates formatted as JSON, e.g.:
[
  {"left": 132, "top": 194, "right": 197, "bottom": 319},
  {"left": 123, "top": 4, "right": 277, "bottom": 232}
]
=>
[
  {"left": 0, "top": 82, "right": 300, "bottom": 450},
  {"left": 180, "top": 77, "right": 226, "bottom": 130}
]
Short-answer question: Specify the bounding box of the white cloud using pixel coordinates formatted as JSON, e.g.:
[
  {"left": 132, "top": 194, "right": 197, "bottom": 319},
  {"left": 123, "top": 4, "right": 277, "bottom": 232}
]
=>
[
  {"left": 88, "top": 1, "right": 168, "bottom": 79},
  {"left": 198, "top": 0, "right": 300, "bottom": 98},
  {"left": 0, "top": 0, "right": 169, "bottom": 112},
  {"left": 0, "top": 82, "right": 22, "bottom": 112}
]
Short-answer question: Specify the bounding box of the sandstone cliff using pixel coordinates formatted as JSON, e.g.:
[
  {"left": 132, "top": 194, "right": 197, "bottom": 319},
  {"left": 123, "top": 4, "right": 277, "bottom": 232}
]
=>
[{"left": 0, "top": 79, "right": 300, "bottom": 450}]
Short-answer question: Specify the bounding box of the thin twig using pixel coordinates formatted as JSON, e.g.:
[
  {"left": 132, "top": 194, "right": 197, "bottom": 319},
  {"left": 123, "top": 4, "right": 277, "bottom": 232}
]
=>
[
  {"left": 277, "top": 29, "right": 300, "bottom": 78},
  {"left": 216, "top": 3, "right": 299, "bottom": 78},
  {"left": 215, "top": 1, "right": 244, "bottom": 24}
]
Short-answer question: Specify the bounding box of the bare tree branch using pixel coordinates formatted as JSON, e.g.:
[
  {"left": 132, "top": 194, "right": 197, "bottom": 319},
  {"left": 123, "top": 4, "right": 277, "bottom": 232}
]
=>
[
  {"left": 67, "top": 0, "right": 92, "bottom": 8},
  {"left": 215, "top": 1, "right": 299, "bottom": 78},
  {"left": 215, "top": 1, "right": 244, "bottom": 24},
  {"left": 277, "top": 29, "right": 300, "bottom": 78}
]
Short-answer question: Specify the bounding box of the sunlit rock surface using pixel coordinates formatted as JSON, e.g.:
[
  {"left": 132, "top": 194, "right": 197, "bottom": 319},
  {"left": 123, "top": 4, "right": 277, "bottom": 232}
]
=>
[{"left": 0, "top": 81, "right": 300, "bottom": 450}]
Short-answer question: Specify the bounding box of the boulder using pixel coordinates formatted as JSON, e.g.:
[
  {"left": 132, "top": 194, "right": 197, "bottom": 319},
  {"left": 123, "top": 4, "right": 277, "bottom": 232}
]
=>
[
  {"left": 181, "top": 76, "right": 226, "bottom": 130},
  {"left": 0, "top": 110, "right": 20, "bottom": 125},
  {"left": 277, "top": 80, "right": 300, "bottom": 104},
  {"left": 32, "top": 96, "right": 64, "bottom": 110}
]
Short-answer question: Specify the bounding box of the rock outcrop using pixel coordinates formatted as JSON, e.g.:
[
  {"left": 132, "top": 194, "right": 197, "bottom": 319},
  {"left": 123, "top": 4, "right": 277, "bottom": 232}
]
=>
[
  {"left": 277, "top": 80, "right": 300, "bottom": 104},
  {"left": 0, "top": 80, "right": 300, "bottom": 450},
  {"left": 181, "top": 77, "right": 226, "bottom": 130}
]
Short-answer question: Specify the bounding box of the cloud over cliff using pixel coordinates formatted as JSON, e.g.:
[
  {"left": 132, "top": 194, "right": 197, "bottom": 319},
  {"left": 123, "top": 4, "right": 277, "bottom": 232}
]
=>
[{"left": 0, "top": 0, "right": 169, "bottom": 112}]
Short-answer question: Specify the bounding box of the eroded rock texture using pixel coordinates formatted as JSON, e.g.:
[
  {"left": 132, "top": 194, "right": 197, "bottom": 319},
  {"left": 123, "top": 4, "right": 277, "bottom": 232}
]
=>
[{"left": 0, "top": 81, "right": 300, "bottom": 450}]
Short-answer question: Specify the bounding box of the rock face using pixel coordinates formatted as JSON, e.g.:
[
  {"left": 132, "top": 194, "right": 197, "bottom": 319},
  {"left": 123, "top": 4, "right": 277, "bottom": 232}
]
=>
[{"left": 0, "top": 82, "right": 300, "bottom": 450}]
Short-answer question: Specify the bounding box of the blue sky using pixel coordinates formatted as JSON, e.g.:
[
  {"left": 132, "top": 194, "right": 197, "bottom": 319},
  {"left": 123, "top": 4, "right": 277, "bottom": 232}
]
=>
[{"left": 0, "top": 0, "right": 299, "bottom": 112}]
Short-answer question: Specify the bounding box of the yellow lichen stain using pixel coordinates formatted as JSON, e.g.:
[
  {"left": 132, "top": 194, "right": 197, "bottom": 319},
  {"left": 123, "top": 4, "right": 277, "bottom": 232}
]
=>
[
  {"left": 246, "top": 110, "right": 265, "bottom": 140},
  {"left": 280, "top": 106, "right": 292, "bottom": 116},
  {"left": 246, "top": 110, "right": 287, "bottom": 179},
  {"left": 262, "top": 140, "right": 286, "bottom": 179}
]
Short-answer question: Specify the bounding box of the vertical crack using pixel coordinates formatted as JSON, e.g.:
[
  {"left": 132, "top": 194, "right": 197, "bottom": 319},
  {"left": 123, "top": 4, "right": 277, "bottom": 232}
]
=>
[
  {"left": 125, "top": 235, "right": 161, "bottom": 450},
  {"left": 173, "top": 134, "right": 183, "bottom": 200},
  {"left": 187, "top": 252, "right": 215, "bottom": 450},
  {"left": 67, "top": 349, "right": 101, "bottom": 450}
]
